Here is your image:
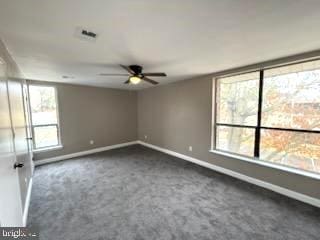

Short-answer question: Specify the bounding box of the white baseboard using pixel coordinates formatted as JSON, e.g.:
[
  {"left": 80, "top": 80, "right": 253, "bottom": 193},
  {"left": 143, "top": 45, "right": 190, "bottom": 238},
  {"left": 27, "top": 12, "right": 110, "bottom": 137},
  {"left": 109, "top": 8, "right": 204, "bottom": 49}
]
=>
[
  {"left": 138, "top": 141, "right": 320, "bottom": 208},
  {"left": 23, "top": 178, "right": 33, "bottom": 227},
  {"left": 34, "top": 141, "right": 139, "bottom": 166}
]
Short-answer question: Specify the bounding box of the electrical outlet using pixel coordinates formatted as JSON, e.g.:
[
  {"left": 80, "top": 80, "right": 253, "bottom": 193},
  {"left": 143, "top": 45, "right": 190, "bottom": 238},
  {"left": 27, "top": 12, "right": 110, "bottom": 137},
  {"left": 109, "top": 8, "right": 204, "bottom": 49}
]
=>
[
  {"left": 189, "top": 146, "right": 193, "bottom": 152},
  {"left": 144, "top": 135, "right": 148, "bottom": 139},
  {"left": 90, "top": 140, "right": 94, "bottom": 145}
]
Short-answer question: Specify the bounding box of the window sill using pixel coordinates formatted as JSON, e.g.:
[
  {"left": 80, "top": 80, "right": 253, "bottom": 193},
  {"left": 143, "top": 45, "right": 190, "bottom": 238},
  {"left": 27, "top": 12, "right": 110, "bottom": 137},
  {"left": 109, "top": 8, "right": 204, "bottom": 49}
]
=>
[
  {"left": 209, "top": 150, "right": 320, "bottom": 180},
  {"left": 33, "top": 145, "right": 63, "bottom": 153}
]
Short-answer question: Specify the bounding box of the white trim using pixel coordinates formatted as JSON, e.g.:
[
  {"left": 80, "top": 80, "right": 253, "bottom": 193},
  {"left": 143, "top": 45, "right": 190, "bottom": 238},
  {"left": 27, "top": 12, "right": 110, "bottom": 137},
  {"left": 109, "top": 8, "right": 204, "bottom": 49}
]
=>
[
  {"left": 34, "top": 141, "right": 138, "bottom": 166},
  {"left": 23, "top": 178, "right": 33, "bottom": 227},
  {"left": 33, "top": 145, "right": 63, "bottom": 153},
  {"left": 210, "top": 150, "right": 320, "bottom": 180},
  {"left": 138, "top": 141, "right": 320, "bottom": 208}
]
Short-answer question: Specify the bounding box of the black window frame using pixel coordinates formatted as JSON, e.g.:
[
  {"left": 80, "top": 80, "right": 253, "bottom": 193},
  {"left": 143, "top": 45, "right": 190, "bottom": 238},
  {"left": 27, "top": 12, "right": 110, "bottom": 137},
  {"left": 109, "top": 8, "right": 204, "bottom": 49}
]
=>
[{"left": 213, "top": 61, "right": 320, "bottom": 161}]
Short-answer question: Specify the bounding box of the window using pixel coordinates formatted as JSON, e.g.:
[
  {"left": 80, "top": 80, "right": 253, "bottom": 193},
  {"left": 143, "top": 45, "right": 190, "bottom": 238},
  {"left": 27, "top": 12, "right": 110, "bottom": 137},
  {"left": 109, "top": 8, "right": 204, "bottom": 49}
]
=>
[
  {"left": 29, "top": 85, "right": 61, "bottom": 150},
  {"left": 214, "top": 60, "right": 320, "bottom": 175}
]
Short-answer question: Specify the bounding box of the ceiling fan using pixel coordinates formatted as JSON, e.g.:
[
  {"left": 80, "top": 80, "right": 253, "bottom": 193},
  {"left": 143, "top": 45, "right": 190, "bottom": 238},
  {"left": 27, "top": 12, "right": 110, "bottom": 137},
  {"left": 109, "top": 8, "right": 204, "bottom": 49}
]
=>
[{"left": 99, "top": 65, "right": 167, "bottom": 85}]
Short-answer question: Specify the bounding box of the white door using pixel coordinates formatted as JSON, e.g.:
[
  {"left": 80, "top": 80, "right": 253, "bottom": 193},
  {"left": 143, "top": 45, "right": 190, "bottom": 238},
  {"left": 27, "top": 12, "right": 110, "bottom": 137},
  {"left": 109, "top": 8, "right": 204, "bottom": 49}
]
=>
[
  {"left": 0, "top": 62, "right": 23, "bottom": 226},
  {"left": 7, "top": 79, "right": 34, "bottom": 217}
]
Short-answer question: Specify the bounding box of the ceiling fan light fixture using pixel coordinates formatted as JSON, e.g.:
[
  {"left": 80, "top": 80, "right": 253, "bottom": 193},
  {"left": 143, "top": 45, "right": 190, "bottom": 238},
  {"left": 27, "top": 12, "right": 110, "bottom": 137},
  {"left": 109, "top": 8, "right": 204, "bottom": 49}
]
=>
[{"left": 129, "top": 76, "right": 141, "bottom": 84}]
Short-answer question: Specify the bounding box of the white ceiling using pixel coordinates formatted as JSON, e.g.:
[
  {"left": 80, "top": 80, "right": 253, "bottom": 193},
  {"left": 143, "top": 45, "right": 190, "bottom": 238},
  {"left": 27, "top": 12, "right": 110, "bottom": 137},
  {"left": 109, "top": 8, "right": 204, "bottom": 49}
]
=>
[{"left": 1, "top": 0, "right": 320, "bottom": 90}]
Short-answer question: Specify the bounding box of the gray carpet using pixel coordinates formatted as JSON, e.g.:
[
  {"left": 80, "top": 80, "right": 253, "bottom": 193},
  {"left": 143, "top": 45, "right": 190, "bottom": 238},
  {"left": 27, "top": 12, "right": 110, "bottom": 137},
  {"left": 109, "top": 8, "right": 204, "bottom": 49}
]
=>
[{"left": 28, "top": 145, "right": 320, "bottom": 240}]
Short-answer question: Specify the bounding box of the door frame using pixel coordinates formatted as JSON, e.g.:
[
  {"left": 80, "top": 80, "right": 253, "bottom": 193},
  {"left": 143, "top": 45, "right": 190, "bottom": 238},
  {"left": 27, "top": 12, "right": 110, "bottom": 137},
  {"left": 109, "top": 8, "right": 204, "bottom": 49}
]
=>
[{"left": 22, "top": 80, "right": 34, "bottom": 173}]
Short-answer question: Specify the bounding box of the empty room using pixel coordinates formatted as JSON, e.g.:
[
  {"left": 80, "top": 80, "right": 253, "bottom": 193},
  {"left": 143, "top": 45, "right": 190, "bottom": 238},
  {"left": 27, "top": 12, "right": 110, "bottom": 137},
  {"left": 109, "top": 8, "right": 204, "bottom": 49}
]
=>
[{"left": 0, "top": 1, "right": 320, "bottom": 239}]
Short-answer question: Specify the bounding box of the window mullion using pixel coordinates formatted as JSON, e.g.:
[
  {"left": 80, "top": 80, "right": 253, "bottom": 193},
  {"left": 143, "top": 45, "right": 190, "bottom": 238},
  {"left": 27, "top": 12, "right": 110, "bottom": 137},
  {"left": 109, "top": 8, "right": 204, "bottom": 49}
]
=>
[{"left": 254, "top": 70, "right": 264, "bottom": 158}]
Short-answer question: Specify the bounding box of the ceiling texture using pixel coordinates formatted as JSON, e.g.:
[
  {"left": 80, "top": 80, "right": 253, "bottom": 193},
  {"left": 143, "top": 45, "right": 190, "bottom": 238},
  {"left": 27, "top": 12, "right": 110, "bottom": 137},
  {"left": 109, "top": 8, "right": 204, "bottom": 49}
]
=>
[{"left": 1, "top": 0, "right": 320, "bottom": 90}]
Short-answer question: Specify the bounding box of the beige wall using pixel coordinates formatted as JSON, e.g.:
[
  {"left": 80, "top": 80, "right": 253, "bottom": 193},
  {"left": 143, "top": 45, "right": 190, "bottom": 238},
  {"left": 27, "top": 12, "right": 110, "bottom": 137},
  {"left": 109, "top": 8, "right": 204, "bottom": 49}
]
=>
[
  {"left": 138, "top": 75, "right": 320, "bottom": 199},
  {"left": 32, "top": 81, "right": 137, "bottom": 160}
]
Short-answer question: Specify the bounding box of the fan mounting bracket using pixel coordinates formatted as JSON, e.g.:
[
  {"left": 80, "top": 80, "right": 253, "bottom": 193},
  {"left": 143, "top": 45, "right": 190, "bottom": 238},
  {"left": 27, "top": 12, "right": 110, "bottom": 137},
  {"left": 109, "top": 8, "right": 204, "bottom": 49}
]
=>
[{"left": 129, "top": 65, "right": 143, "bottom": 74}]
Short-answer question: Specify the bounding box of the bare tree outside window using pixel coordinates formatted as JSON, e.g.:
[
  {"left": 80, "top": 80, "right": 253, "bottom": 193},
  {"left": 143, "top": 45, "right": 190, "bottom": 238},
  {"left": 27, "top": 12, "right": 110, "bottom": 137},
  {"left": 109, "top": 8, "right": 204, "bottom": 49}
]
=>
[
  {"left": 29, "top": 85, "right": 60, "bottom": 149},
  {"left": 215, "top": 60, "right": 320, "bottom": 174},
  {"left": 216, "top": 72, "right": 259, "bottom": 155}
]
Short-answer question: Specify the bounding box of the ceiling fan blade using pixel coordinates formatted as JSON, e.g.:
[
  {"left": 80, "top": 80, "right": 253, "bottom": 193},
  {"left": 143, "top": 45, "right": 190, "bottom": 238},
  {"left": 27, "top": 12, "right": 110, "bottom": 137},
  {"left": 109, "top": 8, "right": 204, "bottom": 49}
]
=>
[
  {"left": 120, "top": 64, "right": 135, "bottom": 74},
  {"left": 143, "top": 73, "right": 167, "bottom": 77},
  {"left": 99, "top": 73, "right": 129, "bottom": 76},
  {"left": 124, "top": 79, "right": 130, "bottom": 84},
  {"left": 142, "top": 77, "right": 159, "bottom": 85}
]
